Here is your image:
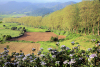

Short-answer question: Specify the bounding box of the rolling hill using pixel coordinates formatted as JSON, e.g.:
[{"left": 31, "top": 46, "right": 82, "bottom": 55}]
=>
[{"left": 0, "top": 1, "right": 77, "bottom": 16}]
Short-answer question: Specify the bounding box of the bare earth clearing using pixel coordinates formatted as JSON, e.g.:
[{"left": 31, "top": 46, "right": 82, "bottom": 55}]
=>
[
  {"left": 9, "top": 32, "right": 66, "bottom": 42},
  {"left": 0, "top": 32, "right": 66, "bottom": 55},
  {"left": 0, "top": 42, "right": 40, "bottom": 55}
]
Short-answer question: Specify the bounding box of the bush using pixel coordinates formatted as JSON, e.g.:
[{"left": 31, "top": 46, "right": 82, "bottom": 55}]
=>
[
  {"left": 3, "top": 25, "right": 5, "bottom": 27},
  {"left": 6, "top": 35, "right": 12, "bottom": 40},
  {"left": 63, "top": 31, "right": 66, "bottom": 35},
  {"left": 0, "top": 43, "right": 100, "bottom": 67},
  {"left": 18, "top": 27, "right": 22, "bottom": 30},
  {"left": 45, "top": 31, "right": 51, "bottom": 32},
  {"left": 75, "top": 42, "right": 79, "bottom": 44},
  {"left": 23, "top": 29, "right": 26, "bottom": 32},
  {"left": 11, "top": 27, "right": 17, "bottom": 30},
  {"left": 20, "top": 30, "right": 25, "bottom": 35},
  {"left": 95, "top": 39, "right": 99, "bottom": 44},
  {"left": 50, "top": 36, "right": 58, "bottom": 42},
  {"left": 2, "top": 35, "right": 12, "bottom": 40},
  {"left": 18, "top": 23, "right": 21, "bottom": 25},
  {"left": 23, "top": 27, "right": 25, "bottom": 29},
  {"left": 6, "top": 45, "right": 10, "bottom": 49}
]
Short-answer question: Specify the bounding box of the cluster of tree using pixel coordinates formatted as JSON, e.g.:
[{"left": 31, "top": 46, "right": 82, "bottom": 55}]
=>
[{"left": 2, "top": 0, "right": 100, "bottom": 35}]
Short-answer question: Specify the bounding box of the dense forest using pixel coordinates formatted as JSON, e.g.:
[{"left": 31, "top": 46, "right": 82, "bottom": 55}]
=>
[{"left": 2, "top": 0, "right": 100, "bottom": 35}]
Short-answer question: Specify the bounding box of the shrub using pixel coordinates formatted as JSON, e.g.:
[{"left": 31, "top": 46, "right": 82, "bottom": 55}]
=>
[
  {"left": 63, "top": 31, "right": 66, "bottom": 35},
  {"left": 45, "top": 31, "right": 51, "bottom": 32},
  {"left": 6, "top": 45, "right": 10, "bottom": 49},
  {"left": 6, "top": 35, "right": 12, "bottom": 40},
  {"left": 50, "top": 36, "right": 58, "bottom": 42},
  {"left": 18, "top": 23, "right": 21, "bottom": 25},
  {"left": 3, "top": 25, "right": 5, "bottom": 27},
  {"left": 23, "top": 29, "right": 26, "bottom": 32},
  {"left": 18, "top": 27, "right": 22, "bottom": 29},
  {"left": 11, "top": 27, "right": 17, "bottom": 30},
  {"left": 71, "top": 41, "right": 75, "bottom": 45},
  {"left": 2, "top": 35, "right": 12, "bottom": 40},
  {"left": 75, "top": 42, "right": 79, "bottom": 44},
  {"left": 95, "top": 39, "right": 99, "bottom": 44},
  {"left": 1, "top": 43, "right": 100, "bottom": 67},
  {"left": 23, "top": 27, "right": 25, "bottom": 29}
]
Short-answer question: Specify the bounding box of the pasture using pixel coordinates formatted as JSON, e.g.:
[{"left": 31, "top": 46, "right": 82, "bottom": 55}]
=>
[
  {"left": 0, "top": 22, "right": 100, "bottom": 55},
  {"left": 0, "top": 29, "right": 20, "bottom": 38},
  {"left": 0, "top": 14, "right": 26, "bottom": 18}
]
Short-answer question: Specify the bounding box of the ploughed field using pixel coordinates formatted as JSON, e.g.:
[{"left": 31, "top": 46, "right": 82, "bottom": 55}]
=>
[
  {"left": 9, "top": 32, "right": 66, "bottom": 42},
  {"left": 0, "top": 42, "right": 40, "bottom": 55}
]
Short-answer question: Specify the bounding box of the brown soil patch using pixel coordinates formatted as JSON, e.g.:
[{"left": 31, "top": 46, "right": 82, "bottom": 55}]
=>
[
  {"left": 0, "top": 42, "right": 40, "bottom": 55},
  {"left": 9, "top": 32, "right": 66, "bottom": 42}
]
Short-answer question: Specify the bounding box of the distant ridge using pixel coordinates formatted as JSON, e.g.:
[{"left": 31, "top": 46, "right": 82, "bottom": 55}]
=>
[{"left": 0, "top": 1, "right": 77, "bottom": 16}]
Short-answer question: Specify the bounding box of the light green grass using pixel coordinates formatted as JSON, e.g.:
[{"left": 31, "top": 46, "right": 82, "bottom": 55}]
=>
[
  {"left": 0, "top": 23, "right": 48, "bottom": 32},
  {"left": 37, "top": 35, "right": 98, "bottom": 53},
  {"left": 0, "top": 22, "right": 99, "bottom": 54},
  {"left": 13, "top": 26, "right": 48, "bottom": 32},
  {"left": 0, "top": 23, "right": 18, "bottom": 28},
  {"left": 0, "top": 14, "right": 25, "bottom": 18},
  {"left": 53, "top": 30, "right": 67, "bottom": 35},
  {"left": 0, "top": 29, "right": 20, "bottom": 38}
]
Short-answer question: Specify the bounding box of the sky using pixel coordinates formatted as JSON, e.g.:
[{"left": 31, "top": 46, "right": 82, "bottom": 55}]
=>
[{"left": 0, "top": 0, "right": 82, "bottom": 3}]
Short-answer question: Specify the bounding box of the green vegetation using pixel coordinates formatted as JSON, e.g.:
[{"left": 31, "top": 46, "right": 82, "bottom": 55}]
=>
[
  {"left": 6, "top": 45, "right": 10, "bottom": 49},
  {"left": 0, "top": 14, "right": 25, "bottom": 18},
  {"left": 0, "top": 0, "right": 100, "bottom": 66},
  {"left": 7, "top": 40, "right": 35, "bottom": 43},
  {"left": 0, "top": 29, "right": 20, "bottom": 38},
  {"left": 2, "top": 0, "right": 100, "bottom": 36},
  {"left": 50, "top": 36, "right": 59, "bottom": 42}
]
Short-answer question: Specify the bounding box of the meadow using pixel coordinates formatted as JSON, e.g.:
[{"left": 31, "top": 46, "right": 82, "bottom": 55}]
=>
[
  {"left": 0, "top": 22, "right": 100, "bottom": 67},
  {"left": 0, "top": 14, "right": 26, "bottom": 18}
]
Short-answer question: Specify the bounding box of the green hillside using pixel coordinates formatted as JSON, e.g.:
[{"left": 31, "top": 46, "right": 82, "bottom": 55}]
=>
[{"left": 3, "top": 0, "right": 100, "bottom": 36}]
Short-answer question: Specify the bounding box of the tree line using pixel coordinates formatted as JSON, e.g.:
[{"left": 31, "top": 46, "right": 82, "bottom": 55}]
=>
[{"left": 2, "top": 0, "right": 100, "bottom": 35}]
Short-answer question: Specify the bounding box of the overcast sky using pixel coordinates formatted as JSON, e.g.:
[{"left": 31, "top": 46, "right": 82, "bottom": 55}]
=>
[{"left": 0, "top": 0, "right": 82, "bottom": 3}]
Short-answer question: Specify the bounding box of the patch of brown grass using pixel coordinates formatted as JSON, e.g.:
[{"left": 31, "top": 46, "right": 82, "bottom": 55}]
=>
[{"left": 0, "top": 42, "right": 40, "bottom": 55}]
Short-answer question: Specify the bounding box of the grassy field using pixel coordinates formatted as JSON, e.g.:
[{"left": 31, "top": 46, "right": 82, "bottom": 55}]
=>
[
  {"left": 0, "top": 23, "right": 48, "bottom": 32},
  {"left": 36, "top": 35, "right": 98, "bottom": 53},
  {"left": 0, "top": 14, "right": 26, "bottom": 18},
  {"left": 0, "top": 22, "right": 100, "bottom": 56},
  {"left": 0, "top": 29, "right": 20, "bottom": 38}
]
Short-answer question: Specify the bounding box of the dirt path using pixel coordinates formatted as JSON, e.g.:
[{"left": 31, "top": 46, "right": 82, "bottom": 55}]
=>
[{"left": 9, "top": 32, "right": 66, "bottom": 42}]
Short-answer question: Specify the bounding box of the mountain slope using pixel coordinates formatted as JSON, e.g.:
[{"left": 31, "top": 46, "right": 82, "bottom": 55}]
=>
[{"left": 0, "top": 1, "right": 77, "bottom": 16}]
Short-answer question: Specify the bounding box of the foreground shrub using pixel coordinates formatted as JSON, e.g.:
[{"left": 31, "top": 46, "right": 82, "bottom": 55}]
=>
[
  {"left": 1, "top": 42, "right": 100, "bottom": 67},
  {"left": 91, "top": 39, "right": 99, "bottom": 44},
  {"left": 6, "top": 45, "right": 10, "bottom": 49},
  {"left": 50, "top": 36, "right": 58, "bottom": 42}
]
